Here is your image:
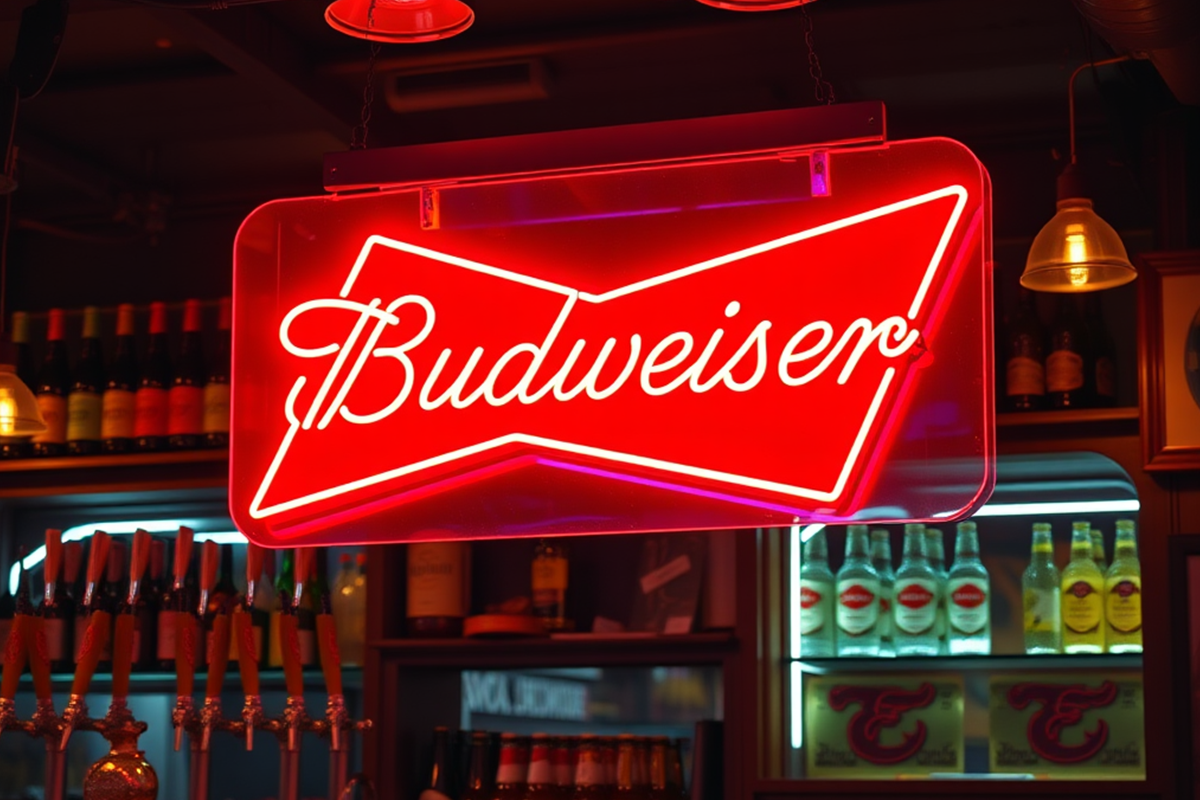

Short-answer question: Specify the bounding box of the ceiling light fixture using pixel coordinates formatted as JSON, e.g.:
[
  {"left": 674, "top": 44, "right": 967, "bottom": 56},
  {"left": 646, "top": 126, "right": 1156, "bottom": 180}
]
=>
[
  {"left": 325, "top": 0, "right": 475, "bottom": 44},
  {"left": 1021, "top": 56, "right": 1138, "bottom": 293}
]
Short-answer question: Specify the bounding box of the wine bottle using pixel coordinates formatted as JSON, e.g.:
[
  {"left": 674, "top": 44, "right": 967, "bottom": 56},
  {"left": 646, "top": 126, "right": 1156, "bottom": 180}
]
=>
[
  {"left": 1046, "top": 295, "right": 1092, "bottom": 409},
  {"left": 168, "top": 298, "right": 206, "bottom": 449},
  {"left": 204, "top": 296, "right": 231, "bottom": 448},
  {"left": 101, "top": 303, "right": 139, "bottom": 454},
  {"left": 67, "top": 306, "right": 105, "bottom": 455},
  {"left": 1004, "top": 287, "right": 1046, "bottom": 411},
  {"left": 32, "top": 308, "right": 71, "bottom": 457},
  {"left": 135, "top": 301, "right": 172, "bottom": 451}
]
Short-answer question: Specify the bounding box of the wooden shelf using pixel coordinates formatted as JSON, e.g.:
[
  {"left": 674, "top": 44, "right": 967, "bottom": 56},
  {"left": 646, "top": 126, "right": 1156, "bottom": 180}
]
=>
[
  {"left": 372, "top": 631, "right": 737, "bottom": 668},
  {"left": 996, "top": 407, "right": 1139, "bottom": 429},
  {"left": 0, "top": 448, "right": 228, "bottom": 499},
  {"left": 794, "top": 652, "right": 1142, "bottom": 674}
]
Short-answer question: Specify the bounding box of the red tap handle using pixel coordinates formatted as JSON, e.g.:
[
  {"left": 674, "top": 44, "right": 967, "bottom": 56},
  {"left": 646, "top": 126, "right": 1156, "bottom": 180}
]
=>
[
  {"left": 71, "top": 610, "right": 112, "bottom": 697},
  {"left": 232, "top": 609, "right": 260, "bottom": 697},
  {"left": 25, "top": 616, "right": 52, "bottom": 701},
  {"left": 277, "top": 613, "right": 305, "bottom": 698},
  {"left": 206, "top": 614, "right": 231, "bottom": 699},
  {"left": 175, "top": 612, "right": 198, "bottom": 698},
  {"left": 1, "top": 616, "right": 29, "bottom": 701},
  {"left": 111, "top": 614, "right": 136, "bottom": 700},
  {"left": 316, "top": 614, "right": 342, "bottom": 697},
  {"left": 44, "top": 529, "right": 63, "bottom": 586}
]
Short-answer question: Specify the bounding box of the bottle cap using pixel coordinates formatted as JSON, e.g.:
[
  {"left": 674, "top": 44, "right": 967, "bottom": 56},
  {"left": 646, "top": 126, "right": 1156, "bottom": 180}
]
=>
[
  {"left": 183, "top": 298, "right": 203, "bottom": 333},
  {"left": 148, "top": 301, "right": 168, "bottom": 335},
  {"left": 82, "top": 306, "right": 102, "bottom": 340},
  {"left": 47, "top": 308, "right": 65, "bottom": 341}
]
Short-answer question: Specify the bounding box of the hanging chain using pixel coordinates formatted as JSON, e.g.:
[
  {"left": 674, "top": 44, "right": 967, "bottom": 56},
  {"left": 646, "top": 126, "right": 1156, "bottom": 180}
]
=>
[
  {"left": 800, "top": 3, "right": 835, "bottom": 106},
  {"left": 349, "top": 0, "right": 382, "bottom": 150}
]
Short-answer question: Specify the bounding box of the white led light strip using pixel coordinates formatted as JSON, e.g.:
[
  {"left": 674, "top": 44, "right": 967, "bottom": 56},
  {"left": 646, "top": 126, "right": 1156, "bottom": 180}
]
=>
[{"left": 8, "top": 520, "right": 246, "bottom": 595}]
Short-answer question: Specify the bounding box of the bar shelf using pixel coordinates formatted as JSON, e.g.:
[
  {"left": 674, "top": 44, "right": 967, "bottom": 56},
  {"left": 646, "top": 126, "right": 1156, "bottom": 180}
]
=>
[
  {"left": 793, "top": 653, "right": 1142, "bottom": 675},
  {"left": 0, "top": 448, "right": 229, "bottom": 499}
]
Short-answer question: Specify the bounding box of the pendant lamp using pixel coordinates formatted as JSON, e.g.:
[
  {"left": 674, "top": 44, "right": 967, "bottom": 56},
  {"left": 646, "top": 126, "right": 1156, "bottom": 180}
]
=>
[
  {"left": 0, "top": 362, "right": 46, "bottom": 442},
  {"left": 1021, "top": 57, "right": 1137, "bottom": 293},
  {"left": 695, "top": 0, "right": 812, "bottom": 9},
  {"left": 325, "top": 0, "right": 474, "bottom": 44}
]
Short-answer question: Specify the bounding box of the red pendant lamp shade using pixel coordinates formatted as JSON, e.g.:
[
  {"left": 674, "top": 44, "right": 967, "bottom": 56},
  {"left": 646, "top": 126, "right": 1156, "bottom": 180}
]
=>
[
  {"left": 325, "top": 0, "right": 474, "bottom": 43},
  {"left": 695, "top": 0, "right": 812, "bottom": 10}
]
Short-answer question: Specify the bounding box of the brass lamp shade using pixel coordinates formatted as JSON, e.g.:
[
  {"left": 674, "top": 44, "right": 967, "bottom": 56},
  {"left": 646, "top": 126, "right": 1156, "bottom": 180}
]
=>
[
  {"left": 695, "top": 0, "right": 811, "bottom": 9},
  {"left": 324, "top": 0, "right": 474, "bottom": 44},
  {"left": 1021, "top": 167, "right": 1136, "bottom": 293},
  {"left": 0, "top": 363, "right": 47, "bottom": 440}
]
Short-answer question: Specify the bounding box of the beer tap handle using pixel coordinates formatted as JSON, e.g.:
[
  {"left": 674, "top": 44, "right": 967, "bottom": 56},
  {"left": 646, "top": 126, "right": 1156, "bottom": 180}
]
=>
[
  {"left": 1, "top": 617, "right": 30, "bottom": 702},
  {"left": 232, "top": 610, "right": 261, "bottom": 751},
  {"left": 25, "top": 616, "right": 53, "bottom": 703},
  {"left": 43, "top": 529, "right": 62, "bottom": 609},
  {"left": 71, "top": 611, "right": 111, "bottom": 698},
  {"left": 316, "top": 612, "right": 346, "bottom": 751},
  {"left": 112, "top": 530, "right": 150, "bottom": 703},
  {"left": 293, "top": 548, "right": 314, "bottom": 609},
  {"left": 245, "top": 542, "right": 264, "bottom": 610},
  {"left": 171, "top": 527, "right": 197, "bottom": 753},
  {"left": 206, "top": 614, "right": 231, "bottom": 700}
]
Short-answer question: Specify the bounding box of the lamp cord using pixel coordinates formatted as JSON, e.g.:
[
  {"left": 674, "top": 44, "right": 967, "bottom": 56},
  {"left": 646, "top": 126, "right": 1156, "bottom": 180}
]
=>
[
  {"left": 349, "top": 0, "right": 381, "bottom": 150},
  {"left": 1067, "top": 55, "right": 1132, "bottom": 166},
  {"left": 800, "top": 3, "right": 835, "bottom": 106}
]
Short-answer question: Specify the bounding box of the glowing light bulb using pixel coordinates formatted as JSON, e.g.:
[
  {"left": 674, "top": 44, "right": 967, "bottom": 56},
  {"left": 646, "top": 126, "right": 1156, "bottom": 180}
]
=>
[
  {"left": 0, "top": 392, "right": 15, "bottom": 436},
  {"left": 1066, "top": 225, "right": 1088, "bottom": 264}
]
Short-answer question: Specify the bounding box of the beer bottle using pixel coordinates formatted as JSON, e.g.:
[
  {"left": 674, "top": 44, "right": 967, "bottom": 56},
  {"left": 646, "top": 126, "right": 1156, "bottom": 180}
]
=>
[
  {"left": 946, "top": 522, "right": 990, "bottom": 655},
  {"left": 1091, "top": 528, "right": 1107, "bottom": 573},
  {"left": 893, "top": 524, "right": 938, "bottom": 657},
  {"left": 1046, "top": 294, "right": 1091, "bottom": 409},
  {"left": 614, "top": 735, "right": 646, "bottom": 800},
  {"left": 524, "top": 733, "right": 557, "bottom": 800},
  {"left": 573, "top": 735, "right": 607, "bottom": 800},
  {"left": 869, "top": 529, "right": 895, "bottom": 658},
  {"left": 797, "top": 528, "right": 835, "bottom": 658},
  {"left": 835, "top": 525, "right": 880, "bottom": 656},
  {"left": 1022, "top": 523, "right": 1061, "bottom": 654},
  {"left": 1004, "top": 287, "right": 1046, "bottom": 411},
  {"left": 418, "top": 726, "right": 455, "bottom": 800},
  {"left": 461, "top": 731, "right": 495, "bottom": 800},
  {"left": 1061, "top": 521, "right": 1105, "bottom": 654},
  {"left": 493, "top": 733, "right": 528, "bottom": 800},
  {"left": 1105, "top": 519, "right": 1142, "bottom": 654}
]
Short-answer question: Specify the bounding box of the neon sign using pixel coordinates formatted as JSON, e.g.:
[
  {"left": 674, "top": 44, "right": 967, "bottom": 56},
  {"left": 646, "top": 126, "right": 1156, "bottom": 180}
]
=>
[{"left": 232, "top": 129, "right": 994, "bottom": 546}]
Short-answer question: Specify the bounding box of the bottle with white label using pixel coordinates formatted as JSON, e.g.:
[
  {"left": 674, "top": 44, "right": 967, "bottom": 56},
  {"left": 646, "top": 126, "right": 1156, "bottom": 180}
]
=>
[
  {"left": 204, "top": 296, "right": 231, "bottom": 448},
  {"left": 102, "top": 304, "right": 139, "bottom": 453},
  {"left": 869, "top": 529, "right": 895, "bottom": 657},
  {"left": 169, "top": 298, "right": 207, "bottom": 449},
  {"left": 798, "top": 528, "right": 835, "bottom": 657},
  {"left": 1023, "top": 523, "right": 1061, "bottom": 654},
  {"left": 1047, "top": 294, "right": 1091, "bottom": 409},
  {"left": 893, "top": 524, "right": 939, "bottom": 656},
  {"left": 1105, "top": 519, "right": 1142, "bottom": 654},
  {"left": 135, "top": 301, "right": 172, "bottom": 451},
  {"left": 1062, "top": 520, "right": 1105, "bottom": 654},
  {"left": 924, "top": 527, "right": 949, "bottom": 653},
  {"left": 835, "top": 525, "right": 880, "bottom": 657},
  {"left": 32, "top": 308, "right": 70, "bottom": 457},
  {"left": 67, "top": 306, "right": 105, "bottom": 455},
  {"left": 947, "top": 521, "right": 990, "bottom": 655}
]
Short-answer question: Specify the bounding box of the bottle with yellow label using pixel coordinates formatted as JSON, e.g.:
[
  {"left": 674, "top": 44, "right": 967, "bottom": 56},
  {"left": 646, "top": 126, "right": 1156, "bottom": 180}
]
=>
[
  {"left": 1105, "top": 519, "right": 1142, "bottom": 653},
  {"left": 1061, "top": 520, "right": 1105, "bottom": 654},
  {"left": 532, "top": 539, "right": 569, "bottom": 631}
]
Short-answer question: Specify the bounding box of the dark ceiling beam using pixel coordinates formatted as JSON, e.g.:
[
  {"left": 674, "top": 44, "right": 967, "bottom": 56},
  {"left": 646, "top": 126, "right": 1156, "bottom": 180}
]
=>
[{"left": 152, "top": 6, "right": 359, "bottom": 142}]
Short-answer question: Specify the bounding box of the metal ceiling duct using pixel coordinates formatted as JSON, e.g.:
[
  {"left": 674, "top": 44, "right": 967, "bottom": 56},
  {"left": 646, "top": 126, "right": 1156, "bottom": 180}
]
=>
[{"left": 1073, "top": 0, "right": 1200, "bottom": 105}]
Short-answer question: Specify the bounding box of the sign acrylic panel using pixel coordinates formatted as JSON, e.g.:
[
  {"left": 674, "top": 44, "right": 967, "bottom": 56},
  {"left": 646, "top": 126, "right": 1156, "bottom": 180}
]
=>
[{"left": 231, "top": 134, "right": 993, "bottom": 546}]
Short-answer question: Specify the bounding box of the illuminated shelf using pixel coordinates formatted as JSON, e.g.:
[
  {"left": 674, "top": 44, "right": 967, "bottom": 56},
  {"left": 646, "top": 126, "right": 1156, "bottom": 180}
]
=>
[
  {"left": 372, "top": 632, "right": 737, "bottom": 668},
  {"left": 793, "top": 653, "right": 1142, "bottom": 674},
  {"left": 0, "top": 448, "right": 228, "bottom": 499}
]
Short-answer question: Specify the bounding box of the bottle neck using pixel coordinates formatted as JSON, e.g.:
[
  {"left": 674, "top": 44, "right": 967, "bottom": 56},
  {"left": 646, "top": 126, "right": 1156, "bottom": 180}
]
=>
[
  {"left": 953, "top": 530, "right": 979, "bottom": 561},
  {"left": 901, "top": 532, "right": 927, "bottom": 563},
  {"left": 844, "top": 530, "right": 871, "bottom": 560}
]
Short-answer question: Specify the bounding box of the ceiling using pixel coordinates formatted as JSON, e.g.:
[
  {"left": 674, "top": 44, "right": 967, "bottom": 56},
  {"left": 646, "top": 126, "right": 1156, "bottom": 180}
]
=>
[{"left": 0, "top": 0, "right": 1190, "bottom": 235}]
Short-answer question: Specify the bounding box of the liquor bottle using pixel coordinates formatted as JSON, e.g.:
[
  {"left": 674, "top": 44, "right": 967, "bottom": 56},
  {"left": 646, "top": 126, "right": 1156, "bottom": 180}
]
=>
[
  {"left": 1091, "top": 528, "right": 1107, "bottom": 573},
  {"left": 947, "top": 521, "right": 990, "bottom": 655},
  {"left": 797, "top": 528, "right": 835, "bottom": 657},
  {"left": 419, "top": 726, "right": 455, "bottom": 800},
  {"left": 532, "top": 539, "right": 569, "bottom": 631},
  {"left": 168, "top": 298, "right": 207, "bottom": 449},
  {"left": 2, "top": 312, "right": 35, "bottom": 458},
  {"left": 461, "top": 731, "right": 495, "bottom": 800},
  {"left": 407, "top": 541, "right": 469, "bottom": 638},
  {"left": 332, "top": 552, "right": 366, "bottom": 667},
  {"left": 835, "top": 525, "right": 880, "bottom": 657},
  {"left": 66, "top": 306, "right": 105, "bottom": 455},
  {"left": 869, "top": 529, "right": 895, "bottom": 657},
  {"left": 1062, "top": 521, "right": 1105, "bottom": 654},
  {"left": 492, "top": 735, "right": 528, "bottom": 800},
  {"left": 1004, "top": 287, "right": 1046, "bottom": 411},
  {"left": 136, "top": 539, "right": 165, "bottom": 671},
  {"left": 1105, "top": 519, "right": 1142, "bottom": 653},
  {"left": 1086, "top": 294, "right": 1116, "bottom": 407},
  {"left": 10, "top": 311, "right": 35, "bottom": 387},
  {"left": 101, "top": 303, "right": 139, "bottom": 453},
  {"left": 135, "top": 301, "right": 172, "bottom": 451},
  {"left": 573, "top": 735, "right": 607, "bottom": 800},
  {"left": 1046, "top": 295, "right": 1091, "bottom": 409},
  {"left": 51, "top": 541, "right": 83, "bottom": 672},
  {"left": 1023, "top": 523, "right": 1061, "bottom": 654},
  {"left": 32, "top": 308, "right": 70, "bottom": 457},
  {"left": 525, "top": 733, "right": 557, "bottom": 800},
  {"left": 924, "top": 527, "right": 948, "bottom": 654},
  {"left": 615, "top": 735, "right": 646, "bottom": 800},
  {"left": 204, "top": 296, "right": 231, "bottom": 448},
  {"left": 893, "top": 524, "right": 939, "bottom": 657}
]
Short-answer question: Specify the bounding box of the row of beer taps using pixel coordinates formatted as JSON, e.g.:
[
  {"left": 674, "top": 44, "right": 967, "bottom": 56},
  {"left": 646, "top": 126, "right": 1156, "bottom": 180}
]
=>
[{"left": 0, "top": 526, "right": 371, "bottom": 800}]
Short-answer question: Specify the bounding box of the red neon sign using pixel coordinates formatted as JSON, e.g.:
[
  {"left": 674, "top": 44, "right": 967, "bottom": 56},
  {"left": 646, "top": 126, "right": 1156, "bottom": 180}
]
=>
[{"left": 231, "top": 134, "right": 993, "bottom": 547}]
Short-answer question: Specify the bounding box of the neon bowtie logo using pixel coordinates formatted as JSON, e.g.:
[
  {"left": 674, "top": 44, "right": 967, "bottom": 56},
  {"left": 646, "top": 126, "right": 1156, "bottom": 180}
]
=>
[{"left": 248, "top": 185, "right": 969, "bottom": 524}]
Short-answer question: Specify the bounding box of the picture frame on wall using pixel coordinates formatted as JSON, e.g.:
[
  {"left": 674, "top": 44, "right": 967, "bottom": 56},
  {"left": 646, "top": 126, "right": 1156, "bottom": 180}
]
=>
[{"left": 1139, "top": 250, "right": 1200, "bottom": 471}]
